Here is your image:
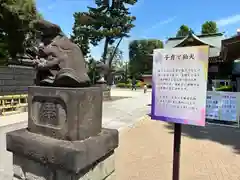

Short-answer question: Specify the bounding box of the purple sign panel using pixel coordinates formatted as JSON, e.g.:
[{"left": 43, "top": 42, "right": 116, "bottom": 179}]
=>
[{"left": 151, "top": 46, "right": 209, "bottom": 126}]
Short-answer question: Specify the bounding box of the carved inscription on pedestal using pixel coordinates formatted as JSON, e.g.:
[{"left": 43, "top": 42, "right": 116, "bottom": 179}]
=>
[
  {"left": 32, "top": 96, "right": 67, "bottom": 128},
  {"left": 39, "top": 102, "right": 58, "bottom": 126}
]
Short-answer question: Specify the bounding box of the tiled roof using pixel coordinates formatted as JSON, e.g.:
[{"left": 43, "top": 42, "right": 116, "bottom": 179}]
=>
[
  {"left": 167, "top": 32, "right": 224, "bottom": 48},
  {"left": 165, "top": 32, "right": 225, "bottom": 58}
]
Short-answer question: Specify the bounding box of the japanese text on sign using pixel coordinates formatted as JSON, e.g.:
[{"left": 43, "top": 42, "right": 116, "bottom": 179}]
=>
[
  {"left": 164, "top": 53, "right": 195, "bottom": 61},
  {"left": 206, "top": 91, "right": 238, "bottom": 122},
  {"left": 151, "top": 46, "right": 209, "bottom": 126}
]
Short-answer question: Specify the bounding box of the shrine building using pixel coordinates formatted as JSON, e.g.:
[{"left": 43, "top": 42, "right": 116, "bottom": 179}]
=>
[
  {"left": 143, "top": 31, "right": 233, "bottom": 89},
  {"left": 221, "top": 32, "right": 240, "bottom": 91}
]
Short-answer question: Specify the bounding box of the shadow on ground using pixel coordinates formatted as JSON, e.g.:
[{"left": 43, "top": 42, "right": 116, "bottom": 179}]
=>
[{"left": 164, "top": 123, "right": 240, "bottom": 154}]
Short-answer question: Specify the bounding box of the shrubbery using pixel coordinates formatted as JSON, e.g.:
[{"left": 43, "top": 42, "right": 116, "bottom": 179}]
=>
[
  {"left": 215, "top": 85, "right": 232, "bottom": 91},
  {"left": 116, "top": 83, "right": 141, "bottom": 88},
  {"left": 147, "top": 84, "right": 152, "bottom": 88},
  {"left": 116, "top": 83, "right": 129, "bottom": 88},
  {"left": 116, "top": 80, "right": 150, "bottom": 88}
]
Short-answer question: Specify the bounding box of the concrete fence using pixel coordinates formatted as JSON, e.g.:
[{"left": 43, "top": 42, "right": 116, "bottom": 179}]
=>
[{"left": 0, "top": 66, "right": 35, "bottom": 96}]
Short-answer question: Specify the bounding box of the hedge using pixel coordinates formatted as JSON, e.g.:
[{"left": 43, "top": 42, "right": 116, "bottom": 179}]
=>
[
  {"left": 116, "top": 82, "right": 142, "bottom": 88},
  {"left": 116, "top": 81, "right": 152, "bottom": 88},
  {"left": 215, "top": 85, "right": 232, "bottom": 91}
]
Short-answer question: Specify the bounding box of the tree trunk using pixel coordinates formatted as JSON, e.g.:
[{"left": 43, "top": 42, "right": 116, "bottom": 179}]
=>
[
  {"left": 106, "top": 37, "right": 123, "bottom": 85},
  {"left": 106, "top": 71, "right": 113, "bottom": 86},
  {"left": 102, "top": 37, "right": 110, "bottom": 63},
  {"left": 107, "top": 37, "right": 123, "bottom": 67}
]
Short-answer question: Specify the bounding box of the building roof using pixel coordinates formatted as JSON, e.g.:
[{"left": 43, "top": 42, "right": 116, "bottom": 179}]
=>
[
  {"left": 221, "top": 35, "right": 240, "bottom": 61},
  {"left": 165, "top": 32, "right": 225, "bottom": 59}
]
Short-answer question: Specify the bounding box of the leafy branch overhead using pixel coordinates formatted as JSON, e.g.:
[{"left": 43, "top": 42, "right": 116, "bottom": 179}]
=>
[
  {"left": 176, "top": 25, "right": 190, "bottom": 37},
  {"left": 0, "top": 0, "right": 42, "bottom": 61},
  {"left": 201, "top": 21, "right": 218, "bottom": 34},
  {"left": 71, "top": 0, "right": 137, "bottom": 61},
  {"left": 129, "top": 39, "right": 163, "bottom": 77}
]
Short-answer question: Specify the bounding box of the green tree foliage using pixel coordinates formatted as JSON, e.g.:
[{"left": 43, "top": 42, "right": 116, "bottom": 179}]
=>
[
  {"left": 0, "top": 0, "right": 41, "bottom": 60},
  {"left": 86, "top": 57, "right": 100, "bottom": 84},
  {"left": 0, "top": 29, "right": 8, "bottom": 65},
  {"left": 71, "top": 0, "right": 137, "bottom": 63},
  {"left": 71, "top": 19, "right": 90, "bottom": 58},
  {"left": 201, "top": 21, "right": 218, "bottom": 34},
  {"left": 176, "top": 25, "right": 190, "bottom": 37},
  {"left": 129, "top": 39, "right": 163, "bottom": 77}
]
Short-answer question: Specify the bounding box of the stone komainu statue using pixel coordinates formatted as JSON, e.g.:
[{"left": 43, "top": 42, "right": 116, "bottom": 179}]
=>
[{"left": 32, "top": 19, "right": 90, "bottom": 87}]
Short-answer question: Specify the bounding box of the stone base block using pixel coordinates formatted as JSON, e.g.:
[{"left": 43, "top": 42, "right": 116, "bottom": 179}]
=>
[
  {"left": 13, "top": 153, "right": 116, "bottom": 180},
  {"left": 56, "top": 153, "right": 115, "bottom": 180},
  {"left": 95, "top": 83, "right": 108, "bottom": 90},
  {"left": 27, "top": 86, "right": 102, "bottom": 141},
  {"left": 103, "top": 89, "right": 111, "bottom": 101},
  {"left": 94, "top": 84, "right": 111, "bottom": 101},
  {"left": 7, "top": 128, "right": 118, "bottom": 180}
]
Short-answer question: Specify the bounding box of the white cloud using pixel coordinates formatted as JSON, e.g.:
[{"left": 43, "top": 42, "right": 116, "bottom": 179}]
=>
[
  {"left": 47, "top": 5, "right": 54, "bottom": 10},
  {"left": 140, "top": 16, "right": 176, "bottom": 38},
  {"left": 216, "top": 14, "right": 240, "bottom": 27},
  {"left": 157, "top": 16, "right": 177, "bottom": 26}
]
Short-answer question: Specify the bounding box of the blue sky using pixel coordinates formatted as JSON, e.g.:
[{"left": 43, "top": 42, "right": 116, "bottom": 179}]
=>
[{"left": 36, "top": 0, "right": 240, "bottom": 61}]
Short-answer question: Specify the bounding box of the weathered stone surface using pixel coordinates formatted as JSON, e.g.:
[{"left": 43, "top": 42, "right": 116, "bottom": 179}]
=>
[
  {"left": 95, "top": 83, "right": 108, "bottom": 90},
  {"left": 103, "top": 89, "right": 111, "bottom": 101},
  {"left": 12, "top": 152, "right": 116, "bottom": 180},
  {"left": 32, "top": 19, "right": 90, "bottom": 87},
  {"left": 13, "top": 155, "right": 53, "bottom": 180},
  {"left": 27, "top": 86, "right": 102, "bottom": 140},
  {"left": 95, "top": 84, "right": 111, "bottom": 101},
  {"left": 78, "top": 153, "right": 115, "bottom": 180},
  {"left": 7, "top": 128, "right": 118, "bottom": 173},
  {"left": 56, "top": 153, "right": 115, "bottom": 180}
]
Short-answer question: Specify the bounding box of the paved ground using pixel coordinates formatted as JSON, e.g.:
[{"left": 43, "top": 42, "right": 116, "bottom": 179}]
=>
[
  {"left": 103, "top": 89, "right": 151, "bottom": 130},
  {"left": 0, "top": 88, "right": 150, "bottom": 128},
  {"left": 116, "top": 116, "right": 240, "bottom": 180},
  {"left": 0, "top": 88, "right": 151, "bottom": 179},
  {"left": 3, "top": 88, "right": 240, "bottom": 180}
]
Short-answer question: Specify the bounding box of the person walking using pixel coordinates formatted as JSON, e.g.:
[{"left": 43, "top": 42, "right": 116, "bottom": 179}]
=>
[
  {"left": 143, "top": 84, "right": 147, "bottom": 93},
  {"left": 132, "top": 78, "right": 137, "bottom": 91}
]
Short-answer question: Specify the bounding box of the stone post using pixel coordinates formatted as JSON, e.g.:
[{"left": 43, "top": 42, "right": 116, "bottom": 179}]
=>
[
  {"left": 96, "top": 76, "right": 111, "bottom": 101},
  {"left": 6, "top": 86, "right": 118, "bottom": 180}
]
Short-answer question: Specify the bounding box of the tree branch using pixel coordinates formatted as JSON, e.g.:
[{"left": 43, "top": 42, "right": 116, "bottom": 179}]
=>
[
  {"left": 102, "top": 37, "right": 110, "bottom": 63},
  {"left": 107, "top": 36, "right": 123, "bottom": 67}
]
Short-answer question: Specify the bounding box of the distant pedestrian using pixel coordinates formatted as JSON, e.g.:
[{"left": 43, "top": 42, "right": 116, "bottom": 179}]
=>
[
  {"left": 143, "top": 84, "right": 147, "bottom": 93},
  {"left": 132, "top": 78, "right": 137, "bottom": 91}
]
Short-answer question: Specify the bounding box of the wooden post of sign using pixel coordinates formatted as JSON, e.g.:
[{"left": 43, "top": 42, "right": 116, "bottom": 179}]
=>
[{"left": 172, "top": 123, "right": 182, "bottom": 180}]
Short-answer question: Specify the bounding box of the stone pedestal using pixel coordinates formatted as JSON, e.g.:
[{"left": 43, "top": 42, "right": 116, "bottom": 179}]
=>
[
  {"left": 6, "top": 86, "right": 118, "bottom": 180},
  {"left": 95, "top": 75, "right": 111, "bottom": 101},
  {"left": 95, "top": 83, "right": 111, "bottom": 101},
  {"left": 27, "top": 86, "right": 102, "bottom": 141}
]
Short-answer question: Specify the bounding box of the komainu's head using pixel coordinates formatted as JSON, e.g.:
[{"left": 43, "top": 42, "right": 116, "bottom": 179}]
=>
[{"left": 32, "top": 19, "right": 62, "bottom": 37}]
